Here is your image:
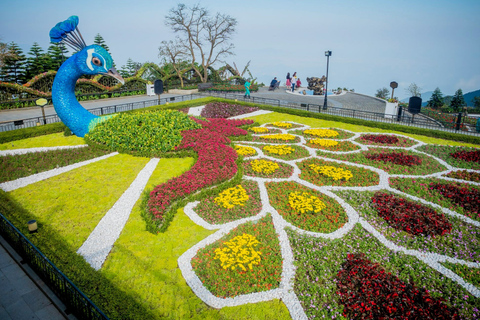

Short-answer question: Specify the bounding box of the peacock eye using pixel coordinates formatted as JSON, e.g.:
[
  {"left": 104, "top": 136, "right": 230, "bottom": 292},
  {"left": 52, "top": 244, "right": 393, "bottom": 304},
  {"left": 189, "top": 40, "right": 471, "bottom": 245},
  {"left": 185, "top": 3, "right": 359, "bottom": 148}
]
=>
[{"left": 92, "top": 57, "right": 102, "bottom": 66}]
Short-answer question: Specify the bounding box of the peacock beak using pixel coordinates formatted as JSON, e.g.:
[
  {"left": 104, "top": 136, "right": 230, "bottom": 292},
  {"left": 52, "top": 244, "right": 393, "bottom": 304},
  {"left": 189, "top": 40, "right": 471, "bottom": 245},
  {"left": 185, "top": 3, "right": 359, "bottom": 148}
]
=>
[{"left": 105, "top": 67, "right": 125, "bottom": 85}]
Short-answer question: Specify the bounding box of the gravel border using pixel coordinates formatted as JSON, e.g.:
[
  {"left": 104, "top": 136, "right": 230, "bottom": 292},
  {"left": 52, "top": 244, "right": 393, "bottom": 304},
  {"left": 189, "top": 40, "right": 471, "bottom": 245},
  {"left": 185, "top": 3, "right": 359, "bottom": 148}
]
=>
[{"left": 178, "top": 122, "right": 480, "bottom": 319}]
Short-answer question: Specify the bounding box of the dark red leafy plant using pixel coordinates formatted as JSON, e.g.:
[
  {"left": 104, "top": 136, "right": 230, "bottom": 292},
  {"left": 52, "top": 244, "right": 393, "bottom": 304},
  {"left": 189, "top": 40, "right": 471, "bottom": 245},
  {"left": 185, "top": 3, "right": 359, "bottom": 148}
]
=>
[
  {"left": 371, "top": 192, "right": 452, "bottom": 236},
  {"left": 361, "top": 134, "right": 399, "bottom": 144},
  {"left": 430, "top": 183, "right": 480, "bottom": 218},
  {"left": 200, "top": 102, "right": 259, "bottom": 118},
  {"left": 450, "top": 150, "right": 480, "bottom": 163},
  {"left": 147, "top": 118, "right": 253, "bottom": 227},
  {"left": 336, "top": 253, "right": 459, "bottom": 320},
  {"left": 445, "top": 170, "right": 480, "bottom": 183},
  {"left": 365, "top": 151, "right": 422, "bottom": 166}
]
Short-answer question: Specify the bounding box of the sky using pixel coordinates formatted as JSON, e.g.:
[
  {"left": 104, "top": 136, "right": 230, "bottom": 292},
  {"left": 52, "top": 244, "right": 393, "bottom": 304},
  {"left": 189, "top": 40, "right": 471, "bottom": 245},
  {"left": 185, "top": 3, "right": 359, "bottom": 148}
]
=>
[{"left": 1, "top": 0, "right": 479, "bottom": 99}]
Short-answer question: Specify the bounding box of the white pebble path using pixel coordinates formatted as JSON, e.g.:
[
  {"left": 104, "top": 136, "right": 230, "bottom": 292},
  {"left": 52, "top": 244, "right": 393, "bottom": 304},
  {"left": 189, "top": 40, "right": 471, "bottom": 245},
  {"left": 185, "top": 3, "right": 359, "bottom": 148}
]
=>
[{"left": 179, "top": 120, "right": 480, "bottom": 320}]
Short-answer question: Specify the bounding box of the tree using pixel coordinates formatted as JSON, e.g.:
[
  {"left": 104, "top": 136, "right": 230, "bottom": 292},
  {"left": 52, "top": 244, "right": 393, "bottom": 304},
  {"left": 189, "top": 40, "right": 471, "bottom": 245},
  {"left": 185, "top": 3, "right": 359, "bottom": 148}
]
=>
[
  {"left": 426, "top": 87, "right": 444, "bottom": 110},
  {"left": 0, "top": 42, "right": 27, "bottom": 84},
  {"left": 94, "top": 34, "right": 110, "bottom": 53},
  {"left": 406, "top": 83, "right": 422, "bottom": 97},
  {"left": 450, "top": 89, "right": 466, "bottom": 112},
  {"left": 158, "top": 38, "right": 190, "bottom": 87},
  {"left": 119, "top": 58, "right": 143, "bottom": 78},
  {"left": 47, "top": 42, "right": 69, "bottom": 71},
  {"left": 164, "top": 3, "right": 237, "bottom": 83},
  {"left": 24, "top": 42, "right": 51, "bottom": 80},
  {"left": 375, "top": 87, "right": 390, "bottom": 99},
  {"left": 0, "top": 38, "right": 16, "bottom": 69},
  {"left": 473, "top": 96, "right": 480, "bottom": 109}
]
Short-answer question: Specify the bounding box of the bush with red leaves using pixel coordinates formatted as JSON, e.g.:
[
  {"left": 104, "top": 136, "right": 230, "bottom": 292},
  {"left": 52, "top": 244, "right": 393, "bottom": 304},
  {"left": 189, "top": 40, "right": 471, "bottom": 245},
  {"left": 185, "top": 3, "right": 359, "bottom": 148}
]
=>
[
  {"left": 361, "top": 134, "right": 399, "bottom": 144},
  {"left": 365, "top": 151, "right": 422, "bottom": 166},
  {"left": 450, "top": 150, "right": 480, "bottom": 163},
  {"left": 430, "top": 183, "right": 480, "bottom": 219},
  {"left": 200, "top": 102, "right": 259, "bottom": 118},
  {"left": 371, "top": 192, "right": 452, "bottom": 236},
  {"left": 336, "top": 253, "right": 459, "bottom": 320}
]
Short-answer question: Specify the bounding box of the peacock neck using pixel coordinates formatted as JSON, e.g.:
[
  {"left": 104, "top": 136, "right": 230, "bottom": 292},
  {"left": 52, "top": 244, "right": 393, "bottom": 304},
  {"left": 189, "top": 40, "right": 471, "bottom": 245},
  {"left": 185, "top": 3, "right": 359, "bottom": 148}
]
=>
[{"left": 52, "top": 55, "right": 98, "bottom": 137}]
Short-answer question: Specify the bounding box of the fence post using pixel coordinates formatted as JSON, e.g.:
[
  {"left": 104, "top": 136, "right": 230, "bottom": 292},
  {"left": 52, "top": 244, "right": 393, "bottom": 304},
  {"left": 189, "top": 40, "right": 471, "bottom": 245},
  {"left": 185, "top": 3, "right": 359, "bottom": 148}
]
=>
[
  {"left": 397, "top": 105, "right": 403, "bottom": 122},
  {"left": 455, "top": 112, "right": 462, "bottom": 131}
]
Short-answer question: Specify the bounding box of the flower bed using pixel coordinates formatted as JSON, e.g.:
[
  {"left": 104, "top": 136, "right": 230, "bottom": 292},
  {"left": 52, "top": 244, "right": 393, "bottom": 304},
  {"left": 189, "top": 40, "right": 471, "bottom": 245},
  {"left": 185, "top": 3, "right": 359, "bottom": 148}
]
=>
[
  {"left": 444, "top": 170, "right": 480, "bottom": 183},
  {"left": 265, "top": 122, "right": 303, "bottom": 129},
  {"left": 336, "top": 253, "right": 458, "bottom": 319},
  {"left": 318, "top": 148, "right": 446, "bottom": 175},
  {"left": 430, "top": 183, "right": 480, "bottom": 219},
  {"left": 417, "top": 145, "right": 480, "bottom": 170},
  {"left": 195, "top": 180, "right": 262, "bottom": 224},
  {"left": 266, "top": 181, "right": 347, "bottom": 233},
  {"left": 450, "top": 149, "right": 480, "bottom": 163},
  {"left": 261, "top": 144, "right": 309, "bottom": 160},
  {"left": 291, "top": 128, "right": 354, "bottom": 140},
  {"left": 356, "top": 134, "right": 417, "bottom": 147},
  {"left": 306, "top": 139, "right": 361, "bottom": 152},
  {"left": 365, "top": 151, "right": 422, "bottom": 166},
  {"left": 145, "top": 118, "right": 253, "bottom": 231},
  {"left": 256, "top": 133, "right": 298, "bottom": 142},
  {"left": 390, "top": 177, "right": 480, "bottom": 222},
  {"left": 243, "top": 159, "right": 293, "bottom": 179},
  {"left": 200, "top": 102, "right": 259, "bottom": 118},
  {"left": 234, "top": 145, "right": 257, "bottom": 156},
  {"left": 298, "top": 158, "right": 379, "bottom": 187},
  {"left": 191, "top": 215, "right": 282, "bottom": 298},
  {"left": 371, "top": 192, "right": 452, "bottom": 236}
]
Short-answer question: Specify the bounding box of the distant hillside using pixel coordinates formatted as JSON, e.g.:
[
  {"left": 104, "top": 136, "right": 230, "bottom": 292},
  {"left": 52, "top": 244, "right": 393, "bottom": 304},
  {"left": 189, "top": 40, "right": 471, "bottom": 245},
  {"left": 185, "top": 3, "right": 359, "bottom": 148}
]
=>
[{"left": 400, "top": 89, "right": 480, "bottom": 107}]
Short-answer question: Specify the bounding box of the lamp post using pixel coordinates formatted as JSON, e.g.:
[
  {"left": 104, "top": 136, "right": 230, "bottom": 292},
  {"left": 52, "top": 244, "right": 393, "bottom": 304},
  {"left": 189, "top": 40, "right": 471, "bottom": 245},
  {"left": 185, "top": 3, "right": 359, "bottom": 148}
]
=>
[{"left": 323, "top": 50, "right": 332, "bottom": 110}]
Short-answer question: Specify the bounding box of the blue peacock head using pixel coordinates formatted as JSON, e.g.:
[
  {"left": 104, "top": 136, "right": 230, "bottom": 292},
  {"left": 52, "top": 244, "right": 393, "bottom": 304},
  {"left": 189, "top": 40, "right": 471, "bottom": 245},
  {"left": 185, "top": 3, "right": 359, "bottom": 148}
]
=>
[{"left": 50, "top": 16, "right": 124, "bottom": 137}]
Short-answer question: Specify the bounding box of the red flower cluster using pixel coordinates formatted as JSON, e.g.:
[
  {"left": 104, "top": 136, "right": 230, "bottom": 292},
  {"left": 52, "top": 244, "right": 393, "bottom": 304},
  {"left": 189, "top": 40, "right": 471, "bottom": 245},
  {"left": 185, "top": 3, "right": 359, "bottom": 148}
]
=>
[
  {"left": 450, "top": 150, "right": 480, "bottom": 163},
  {"left": 430, "top": 183, "right": 480, "bottom": 218},
  {"left": 446, "top": 170, "right": 480, "bottom": 183},
  {"left": 371, "top": 192, "right": 452, "bottom": 236},
  {"left": 336, "top": 253, "right": 459, "bottom": 320},
  {"left": 147, "top": 118, "right": 253, "bottom": 223},
  {"left": 200, "top": 102, "right": 259, "bottom": 118},
  {"left": 365, "top": 152, "right": 422, "bottom": 166},
  {"left": 361, "top": 135, "right": 399, "bottom": 144}
]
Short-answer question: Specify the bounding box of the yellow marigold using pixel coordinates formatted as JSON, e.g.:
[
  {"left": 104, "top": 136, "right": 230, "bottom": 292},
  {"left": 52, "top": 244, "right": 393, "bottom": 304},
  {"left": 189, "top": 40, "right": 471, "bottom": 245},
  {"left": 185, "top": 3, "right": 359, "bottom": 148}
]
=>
[
  {"left": 260, "top": 134, "right": 296, "bottom": 141},
  {"left": 251, "top": 159, "right": 279, "bottom": 174},
  {"left": 249, "top": 127, "right": 269, "bottom": 133},
  {"left": 272, "top": 122, "right": 292, "bottom": 128},
  {"left": 309, "top": 164, "right": 353, "bottom": 181},
  {"left": 288, "top": 192, "right": 326, "bottom": 214},
  {"left": 214, "top": 233, "right": 262, "bottom": 271},
  {"left": 309, "top": 139, "right": 339, "bottom": 147},
  {"left": 214, "top": 185, "right": 249, "bottom": 209},
  {"left": 235, "top": 145, "right": 256, "bottom": 156},
  {"left": 263, "top": 144, "right": 295, "bottom": 155},
  {"left": 304, "top": 129, "right": 339, "bottom": 138}
]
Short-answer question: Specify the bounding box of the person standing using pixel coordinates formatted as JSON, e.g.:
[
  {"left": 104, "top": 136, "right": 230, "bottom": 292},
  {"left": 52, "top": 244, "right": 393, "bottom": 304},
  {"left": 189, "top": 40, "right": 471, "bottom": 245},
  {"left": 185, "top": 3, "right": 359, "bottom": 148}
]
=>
[
  {"left": 291, "top": 72, "right": 298, "bottom": 92},
  {"left": 296, "top": 78, "right": 301, "bottom": 88},
  {"left": 286, "top": 72, "right": 291, "bottom": 87},
  {"left": 244, "top": 80, "right": 251, "bottom": 99}
]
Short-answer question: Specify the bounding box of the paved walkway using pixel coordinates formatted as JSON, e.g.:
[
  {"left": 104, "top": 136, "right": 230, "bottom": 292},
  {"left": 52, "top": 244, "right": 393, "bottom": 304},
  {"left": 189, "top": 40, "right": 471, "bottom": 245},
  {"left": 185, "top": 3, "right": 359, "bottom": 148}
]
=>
[{"left": 0, "top": 236, "right": 71, "bottom": 320}]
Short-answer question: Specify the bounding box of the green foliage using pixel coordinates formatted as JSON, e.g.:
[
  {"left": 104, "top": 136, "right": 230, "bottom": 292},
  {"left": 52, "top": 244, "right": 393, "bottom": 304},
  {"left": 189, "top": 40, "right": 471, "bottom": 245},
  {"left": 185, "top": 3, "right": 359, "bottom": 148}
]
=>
[
  {"left": 375, "top": 87, "right": 390, "bottom": 99},
  {"left": 450, "top": 89, "right": 467, "bottom": 112},
  {"left": 85, "top": 110, "right": 202, "bottom": 154},
  {"left": 0, "top": 122, "right": 66, "bottom": 144},
  {"left": 427, "top": 87, "right": 444, "bottom": 110},
  {"left": 0, "top": 42, "right": 27, "bottom": 84},
  {"left": 0, "top": 146, "right": 109, "bottom": 183}
]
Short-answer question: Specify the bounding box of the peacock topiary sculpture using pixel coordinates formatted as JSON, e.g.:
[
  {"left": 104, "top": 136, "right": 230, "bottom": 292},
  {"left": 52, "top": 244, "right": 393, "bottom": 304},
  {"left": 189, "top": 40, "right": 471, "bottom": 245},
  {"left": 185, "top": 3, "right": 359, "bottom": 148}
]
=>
[{"left": 50, "top": 16, "right": 124, "bottom": 137}]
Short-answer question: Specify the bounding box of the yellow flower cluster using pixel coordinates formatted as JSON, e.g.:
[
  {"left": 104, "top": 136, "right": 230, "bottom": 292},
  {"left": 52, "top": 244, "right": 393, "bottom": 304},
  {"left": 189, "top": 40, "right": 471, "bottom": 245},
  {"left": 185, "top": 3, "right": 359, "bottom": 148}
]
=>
[
  {"left": 249, "top": 127, "right": 269, "bottom": 134},
  {"left": 260, "top": 134, "right": 296, "bottom": 141},
  {"left": 214, "top": 185, "right": 249, "bottom": 209},
  {"left": 235, "top": 145, "right": 256, "bottom": 156},
  {"left": 304, "top": 129, "right": 339, "bottom": 138},
  {"left": 272, "top": 122, "right": 292, "bottom": 128},
  {"left": 309, "top": 139, "right": 339, "bottom": 147},
  {"left": 288, "top": 192, "right": 326, "bottom": 214},
  {"left": 309, "top": 164, "right": 353, "bottom": 181},
  {"left": 251, "top": 159, "right": 279, "bottom": 174},
  {"left": 263, "top": 144, "right": 295, "bottom": 155},
  {"left": 214, "top": 233, "right": 262, "bottom": 271}
]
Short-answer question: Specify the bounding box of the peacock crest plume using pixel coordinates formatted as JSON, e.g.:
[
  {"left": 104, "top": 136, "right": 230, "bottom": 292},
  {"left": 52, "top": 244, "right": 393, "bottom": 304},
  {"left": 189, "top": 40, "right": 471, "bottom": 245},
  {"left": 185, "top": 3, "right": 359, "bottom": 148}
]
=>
[{"left": 50, "top": 16, "right": 124, "bottom": 137}]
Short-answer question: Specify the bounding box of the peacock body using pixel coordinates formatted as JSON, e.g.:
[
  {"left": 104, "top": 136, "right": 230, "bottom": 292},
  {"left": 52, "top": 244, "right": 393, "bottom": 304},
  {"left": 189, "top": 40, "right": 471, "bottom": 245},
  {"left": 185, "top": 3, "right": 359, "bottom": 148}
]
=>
[{"left": 50, "top": 16, "right": 123, "bottom": 137}]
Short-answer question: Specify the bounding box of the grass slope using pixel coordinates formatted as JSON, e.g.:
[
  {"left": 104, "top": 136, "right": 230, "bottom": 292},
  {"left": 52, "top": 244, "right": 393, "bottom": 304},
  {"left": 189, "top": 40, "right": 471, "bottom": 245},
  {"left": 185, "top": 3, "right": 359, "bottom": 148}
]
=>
[{"left": 0, "top": 132, "right": 85, "bottom": 149}]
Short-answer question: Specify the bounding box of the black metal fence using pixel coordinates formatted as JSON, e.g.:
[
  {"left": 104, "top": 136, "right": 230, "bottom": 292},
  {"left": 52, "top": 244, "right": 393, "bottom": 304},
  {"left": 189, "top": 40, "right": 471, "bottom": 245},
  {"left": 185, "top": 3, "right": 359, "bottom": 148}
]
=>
[
  {"left": 1, "top": 91, "right": 479, "bottom": 136},
  {"left": 198, "top": 91, "right": 480, "bottom": 136},
  {"left": 0, "top": 213, "right": 108, "bottom": 320}
]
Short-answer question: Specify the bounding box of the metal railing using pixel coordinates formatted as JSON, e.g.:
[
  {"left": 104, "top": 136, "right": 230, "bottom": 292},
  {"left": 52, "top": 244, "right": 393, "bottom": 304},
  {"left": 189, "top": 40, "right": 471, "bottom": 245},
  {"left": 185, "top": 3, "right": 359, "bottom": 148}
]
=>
[
  {"left": 198, "top": 91, "right": 480, "bottom": 136},
  {"left": 0, "top": 93, "right": 203, "bottom": 132},
  {"left": 1, "top": 91, "right": 479, "bottom": 136},
  {"left": 0, "top": 212, "right": 108, "bottom": 319}
]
